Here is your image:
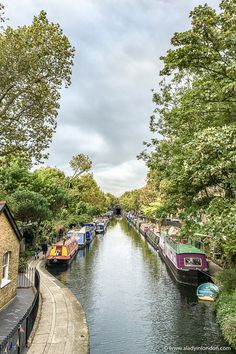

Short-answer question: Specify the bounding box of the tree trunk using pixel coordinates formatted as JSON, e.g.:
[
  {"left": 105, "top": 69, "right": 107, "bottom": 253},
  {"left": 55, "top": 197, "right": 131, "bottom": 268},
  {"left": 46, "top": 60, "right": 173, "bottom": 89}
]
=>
[{"left": 33, "top": 220, "right": 41, "bottom": 247}]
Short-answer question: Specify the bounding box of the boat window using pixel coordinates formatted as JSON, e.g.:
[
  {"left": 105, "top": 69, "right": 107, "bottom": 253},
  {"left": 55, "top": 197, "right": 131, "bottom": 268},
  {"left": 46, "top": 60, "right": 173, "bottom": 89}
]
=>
[
  {"left": 56, "top": 247, "right": 62, "bottom": 256},
  {"left": 184, "top": 257, "right": 202, "bottom": 266}
]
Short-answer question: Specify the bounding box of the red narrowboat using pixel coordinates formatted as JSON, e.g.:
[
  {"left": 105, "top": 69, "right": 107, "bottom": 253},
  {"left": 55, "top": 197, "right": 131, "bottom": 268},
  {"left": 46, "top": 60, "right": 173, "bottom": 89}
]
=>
[{"left": 46, "top": 236, "right": 78, "bottom": 266}]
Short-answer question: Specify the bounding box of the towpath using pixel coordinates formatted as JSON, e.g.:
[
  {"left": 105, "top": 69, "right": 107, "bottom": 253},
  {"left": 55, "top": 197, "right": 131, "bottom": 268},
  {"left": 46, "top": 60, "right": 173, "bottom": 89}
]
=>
[{"left": 27, "top": 259, "right": 89, "bottom": 354}]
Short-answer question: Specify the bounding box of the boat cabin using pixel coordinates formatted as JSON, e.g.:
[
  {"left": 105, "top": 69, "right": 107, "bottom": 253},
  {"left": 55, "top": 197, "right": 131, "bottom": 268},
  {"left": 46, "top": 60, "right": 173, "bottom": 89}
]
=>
[
  {"left": 96, "top": 222, "right": 105, "bottom": 233},
  {"left": 47, "top": 237, "right": 78, "bottom": 265}
]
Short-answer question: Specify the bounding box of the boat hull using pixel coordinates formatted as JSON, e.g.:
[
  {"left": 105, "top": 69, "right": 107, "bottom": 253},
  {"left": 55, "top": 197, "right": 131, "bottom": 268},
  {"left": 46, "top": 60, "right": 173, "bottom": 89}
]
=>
[
  {"left": 198, "top": 296, "right": 215, "bottom": 302},
  {"left": 78, "top": 244, "right": 86, "bottom": 249},
  {"left": 47, "top": 249, "right": 78, "bottom": 267},
  {"left": 196, "top": 282, "right": 219, "bottom": 301},
  {"left": 146, "top": 231, "right": 159, "bottom": 251}
]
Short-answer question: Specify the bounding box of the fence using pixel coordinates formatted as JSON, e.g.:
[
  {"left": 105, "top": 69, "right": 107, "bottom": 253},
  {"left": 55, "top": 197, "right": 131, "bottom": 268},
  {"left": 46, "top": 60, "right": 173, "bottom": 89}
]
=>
[
  {"left": 17, "top": 267, "right": 35, "bottom": 288},
  {"left": 0, "top": 269, "right": 40, "bottom": 354}
]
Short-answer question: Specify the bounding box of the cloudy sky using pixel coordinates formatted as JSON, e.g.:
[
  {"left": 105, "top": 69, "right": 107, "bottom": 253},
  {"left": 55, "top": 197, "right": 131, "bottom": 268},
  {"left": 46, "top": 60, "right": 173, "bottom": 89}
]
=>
[{"left": 5, "top": 0, "right": 219, "bottom": 195}]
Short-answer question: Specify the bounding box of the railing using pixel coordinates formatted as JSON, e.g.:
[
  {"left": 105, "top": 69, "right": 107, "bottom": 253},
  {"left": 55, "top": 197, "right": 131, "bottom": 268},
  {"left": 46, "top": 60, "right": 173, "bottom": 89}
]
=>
[
  {"left": 0, "top": 269, "right": 40, "bottom": 354},
  {"left": 17, "top": 267, "right": 35, "bottom": 288}
]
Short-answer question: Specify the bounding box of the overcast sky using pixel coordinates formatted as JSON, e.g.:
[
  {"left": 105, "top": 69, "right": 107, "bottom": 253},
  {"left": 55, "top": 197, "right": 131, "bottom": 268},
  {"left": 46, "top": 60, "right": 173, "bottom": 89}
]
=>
[{"left": 5, "top": 0, "right": 219, "bottom": 196}]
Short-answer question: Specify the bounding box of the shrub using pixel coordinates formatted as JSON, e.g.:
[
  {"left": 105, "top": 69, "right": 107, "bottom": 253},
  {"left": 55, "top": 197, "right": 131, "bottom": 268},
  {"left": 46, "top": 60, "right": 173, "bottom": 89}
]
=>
[
  {"left": 18, "top": 256, "right": 28, "bottom": 273},
  {"left": 216, "top": 291, "right": 236, "bottom": 349},
  {"left": 215, "top": 269, "right": 236, "bottom": 293}
]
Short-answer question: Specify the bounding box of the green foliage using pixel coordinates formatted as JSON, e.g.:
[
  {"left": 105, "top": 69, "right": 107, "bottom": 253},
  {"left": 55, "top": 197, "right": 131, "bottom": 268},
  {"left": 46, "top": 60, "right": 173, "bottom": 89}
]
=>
[
  {"left": 32, "top": 167, "right": 68, "bottom": 213},
  {"left": 0, "top": 9, "right": 74, "bottom": 162},
  {"left": 216, "top": 291, "right": 236, "bottom": 349},
  {"left": 69, "top": 154, "right": 92, "bottom": 179},
  {"left": 18, "top": 256, "right": 28, "bottom": 273},
  {"left": 119, "top": 189, "right": 141, "bottom": 211},
  {"left": 0, "top": 158, "right": 32, "bottom": 195},
  {"left": 10, "top": 190, "right": 50, "bottom": 223},
  {"left": 138, "top": 0, "right": 236, "bottom": 266},
  {"left": 215, "top": 269, "right": 236, "bottom": 294}
]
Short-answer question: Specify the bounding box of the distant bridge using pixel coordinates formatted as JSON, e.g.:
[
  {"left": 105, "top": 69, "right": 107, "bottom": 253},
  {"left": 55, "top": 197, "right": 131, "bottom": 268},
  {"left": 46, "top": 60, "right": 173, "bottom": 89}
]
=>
[{"left": 113, "top": 204, "right": 122, "bottom": 216}]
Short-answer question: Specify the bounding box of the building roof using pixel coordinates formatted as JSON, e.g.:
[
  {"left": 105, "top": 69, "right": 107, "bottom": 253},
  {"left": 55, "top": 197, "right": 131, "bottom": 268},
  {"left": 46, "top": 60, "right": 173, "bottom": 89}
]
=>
[{"left": 0, "top": 201, "right": 22, "bottom": 241}]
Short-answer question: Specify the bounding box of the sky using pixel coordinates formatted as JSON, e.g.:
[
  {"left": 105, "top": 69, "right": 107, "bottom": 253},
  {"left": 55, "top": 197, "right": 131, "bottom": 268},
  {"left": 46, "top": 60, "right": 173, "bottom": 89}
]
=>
[{"left": 4, "top": 0, "right": 220, "bottom": 196}]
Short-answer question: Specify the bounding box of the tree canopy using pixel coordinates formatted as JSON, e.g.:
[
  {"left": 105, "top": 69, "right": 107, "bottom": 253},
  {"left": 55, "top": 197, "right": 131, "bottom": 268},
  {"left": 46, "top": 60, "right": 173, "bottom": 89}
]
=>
[
  {"left": 0, "top": 6, "right": 74, "bottom": 162},
  {"left": 137, "top": 0, "right": 236, "bottom": 264}
]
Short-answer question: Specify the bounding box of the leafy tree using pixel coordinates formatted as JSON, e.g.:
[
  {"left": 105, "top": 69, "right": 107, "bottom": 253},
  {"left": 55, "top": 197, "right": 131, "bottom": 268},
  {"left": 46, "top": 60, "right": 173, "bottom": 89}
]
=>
[
  {"left": 69, "top": 154, "right": 92, "bottom": 179},
  {"left": 119, "top": 189, "right": 142, "bottom": 211},
  {"left": 138, "top": 0, "right": 236, "bottom": 267},
  {"left": 105, "top": 193, "right": 119, "bottom": 209},
  {"left": 0, "top": 8, "right": 74, "bottom": 161},
  {"left": 10, "top": 190, "right": 51, "bottom": 245},
  {"left": 0, "top": 157, "right": 31, "bottom": 196},
  {"left": 32, "top": 167, "right": 69, "bottom": 214},
  {"left": 69, "top": 173, "right": 107, "bottom": 215}
]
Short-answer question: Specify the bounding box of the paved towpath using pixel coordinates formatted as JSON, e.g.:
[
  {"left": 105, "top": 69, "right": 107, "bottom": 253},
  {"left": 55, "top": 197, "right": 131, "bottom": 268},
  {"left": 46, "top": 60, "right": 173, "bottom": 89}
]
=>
[{"left": 28, "top": 259, "right": 89, "bottom": 354}]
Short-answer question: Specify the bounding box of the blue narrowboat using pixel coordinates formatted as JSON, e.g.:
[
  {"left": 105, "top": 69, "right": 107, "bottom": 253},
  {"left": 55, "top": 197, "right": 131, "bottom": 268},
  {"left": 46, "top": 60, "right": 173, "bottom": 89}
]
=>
[
  {"left": 74, "top": 228, "right": 87, "bottom": 249},
  {"left": 83, "top": 223, "right": 96, "bottom": 238}
]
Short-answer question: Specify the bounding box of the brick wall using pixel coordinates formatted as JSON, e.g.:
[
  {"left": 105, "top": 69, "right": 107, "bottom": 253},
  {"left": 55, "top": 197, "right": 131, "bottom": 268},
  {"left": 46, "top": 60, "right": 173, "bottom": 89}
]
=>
[{"left": 0, "top": 213, "right": 20, "bottom": 309}]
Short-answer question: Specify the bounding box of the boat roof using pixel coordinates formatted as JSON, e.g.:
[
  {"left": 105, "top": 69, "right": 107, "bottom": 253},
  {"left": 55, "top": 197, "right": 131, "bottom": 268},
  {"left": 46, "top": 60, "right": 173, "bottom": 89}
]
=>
[
  {"left": 175, "top": 243, "right": 205, "bottom": 254},
  {"left": 53, "top": 237, "right": 76, "bottom": 246},
  {"left": 78, "top": 226, "right": 87, "bottom": 233}
]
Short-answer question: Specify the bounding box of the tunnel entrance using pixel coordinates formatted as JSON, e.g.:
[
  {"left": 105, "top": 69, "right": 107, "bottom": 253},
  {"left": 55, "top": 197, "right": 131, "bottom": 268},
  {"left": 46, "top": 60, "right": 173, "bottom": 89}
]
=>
[{"left": 114, "top": 205, "right": 122, "bottom": 217}]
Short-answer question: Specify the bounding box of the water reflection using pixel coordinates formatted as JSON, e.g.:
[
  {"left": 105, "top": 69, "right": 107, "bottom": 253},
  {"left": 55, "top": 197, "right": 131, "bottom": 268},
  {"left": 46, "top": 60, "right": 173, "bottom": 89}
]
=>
[{"left": 49, "top": 219, "right": 235, "bottom": 354}]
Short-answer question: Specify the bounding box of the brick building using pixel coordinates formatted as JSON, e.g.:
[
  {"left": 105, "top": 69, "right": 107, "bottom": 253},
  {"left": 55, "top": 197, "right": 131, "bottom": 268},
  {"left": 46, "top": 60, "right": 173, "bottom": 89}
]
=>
[{"left": 0, "top": 201, "right": 21, "bottom": 310}]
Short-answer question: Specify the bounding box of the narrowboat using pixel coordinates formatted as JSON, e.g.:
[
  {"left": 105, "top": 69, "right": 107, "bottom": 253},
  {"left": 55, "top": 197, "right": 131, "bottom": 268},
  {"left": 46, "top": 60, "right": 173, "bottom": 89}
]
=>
[
  {"left": 139, "top": 223, "right": 150, "bottom": 237},
  {"left": 81, "top": 225, "right": 95, "bottom": 244},
  {"left": 83, "top": 223, "right": 96, "bottom": 239},
  {"left": 146, "top": 228, "right": 160, "bottom": 250},
  {"left": 197, "top": 282, "right": 219, "bottom": 302},
  {"left": 126, "top": 212, "right": 134, "bottom": 224},
  {"left": 159, "top": 235, "right": 209, "bottom": 286},
  {"left": 46, "top": 236, "right": 78, "bottom": 266},
  {"left": 96, "top": 218, "right": 109, "bottom": 234},
  {"left": 74, "top": 228, "right": 86, "bottom": 249},
  {"left": 96, "top": 222, "right": 105, "bottom": 234}
]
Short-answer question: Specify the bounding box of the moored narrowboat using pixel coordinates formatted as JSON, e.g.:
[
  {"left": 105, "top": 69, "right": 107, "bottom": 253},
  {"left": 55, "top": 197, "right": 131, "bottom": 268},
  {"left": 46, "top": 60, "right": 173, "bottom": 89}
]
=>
[
  {"left": 82, "top": 225, "right": 94, "bottom": 244},
  {"left": 139, "top": 223, "right": 150, "bottom": 237},
  {"left": 46, "top": 236, "right": 78, "bottom": 266},
  {"left": 74, "top": 228, "right": 86, "bottom": 249},
  {"left": 96, "top": 222, "right": 105, "bottom": 234},
  {"left": 146, "top": 228, "right": 160, "bottom": 250},
  {"left": 96, "top": 218, "right": 109, "bottom": 234},
  {"left": 83, "top": 223, "right": 96, "bottom": 241},
  {"left": 159, "top": 235, "right": 209, "bottom": 286}
]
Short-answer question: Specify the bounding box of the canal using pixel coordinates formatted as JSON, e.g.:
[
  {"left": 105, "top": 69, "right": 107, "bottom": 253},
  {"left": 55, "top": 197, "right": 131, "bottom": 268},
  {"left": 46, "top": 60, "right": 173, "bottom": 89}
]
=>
[{"left": 49, "top": 219, "right": 234, "bottom": 354}]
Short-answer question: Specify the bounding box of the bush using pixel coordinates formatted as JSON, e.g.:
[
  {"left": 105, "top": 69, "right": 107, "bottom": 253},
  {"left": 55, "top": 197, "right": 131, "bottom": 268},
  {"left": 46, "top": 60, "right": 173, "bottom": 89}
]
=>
[
  {"left": 216, "top": 290, "right": 236, "bottom": 349},
  {"left": 215, "top": 269, "right": 236, "bottom": 293},
  {"left": 222, "top": 316, "right": 236, "bottom": 348},
  {"left": 18, "top": 256, "right": 28, "bottom": 273}
]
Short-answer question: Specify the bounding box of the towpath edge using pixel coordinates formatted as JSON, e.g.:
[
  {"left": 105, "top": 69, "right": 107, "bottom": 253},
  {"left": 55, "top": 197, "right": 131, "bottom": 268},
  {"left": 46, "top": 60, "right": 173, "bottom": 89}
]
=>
[{"left": 28, "top": 260, "right": 89, "bottom": 354}]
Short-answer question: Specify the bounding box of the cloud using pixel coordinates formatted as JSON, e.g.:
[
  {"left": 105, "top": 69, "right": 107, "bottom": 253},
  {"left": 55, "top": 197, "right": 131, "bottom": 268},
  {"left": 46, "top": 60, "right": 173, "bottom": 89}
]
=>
[
  {"left": 4, "top": 0, "right": 220, "bottom": 194},
  {"left": 94, "top": 159, "right": 147, "bottom": 196}
]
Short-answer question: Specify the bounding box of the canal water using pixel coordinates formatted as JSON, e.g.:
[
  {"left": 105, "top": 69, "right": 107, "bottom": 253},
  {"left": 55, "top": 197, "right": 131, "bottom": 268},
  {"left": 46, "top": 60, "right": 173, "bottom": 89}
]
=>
[{"left": 49, "top": 219, "right": 235, "bottom": 354}]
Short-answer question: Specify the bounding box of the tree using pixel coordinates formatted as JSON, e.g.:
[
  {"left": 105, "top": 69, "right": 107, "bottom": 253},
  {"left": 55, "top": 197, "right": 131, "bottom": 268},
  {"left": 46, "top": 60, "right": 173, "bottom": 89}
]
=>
[
  {"left": 32, "top": 167, "right": 69, "bottom": 214},
  {"left": 69, "top": 154, "right": 92, "bottom": 179},
  {"left": 137, "top": 0, "right": 236, "bottom": 265},
  {"left": 10, "top": 190, "right": 51, "bottom": 245},
  {"left": 119, "top": 189, "right": 142, "bottom": 211},
  {"left": 0, "top": 157, "right": 32, "bottom": 197},
  {"left": 0, "top": 7, "right": 74, "bottom": 161}
]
